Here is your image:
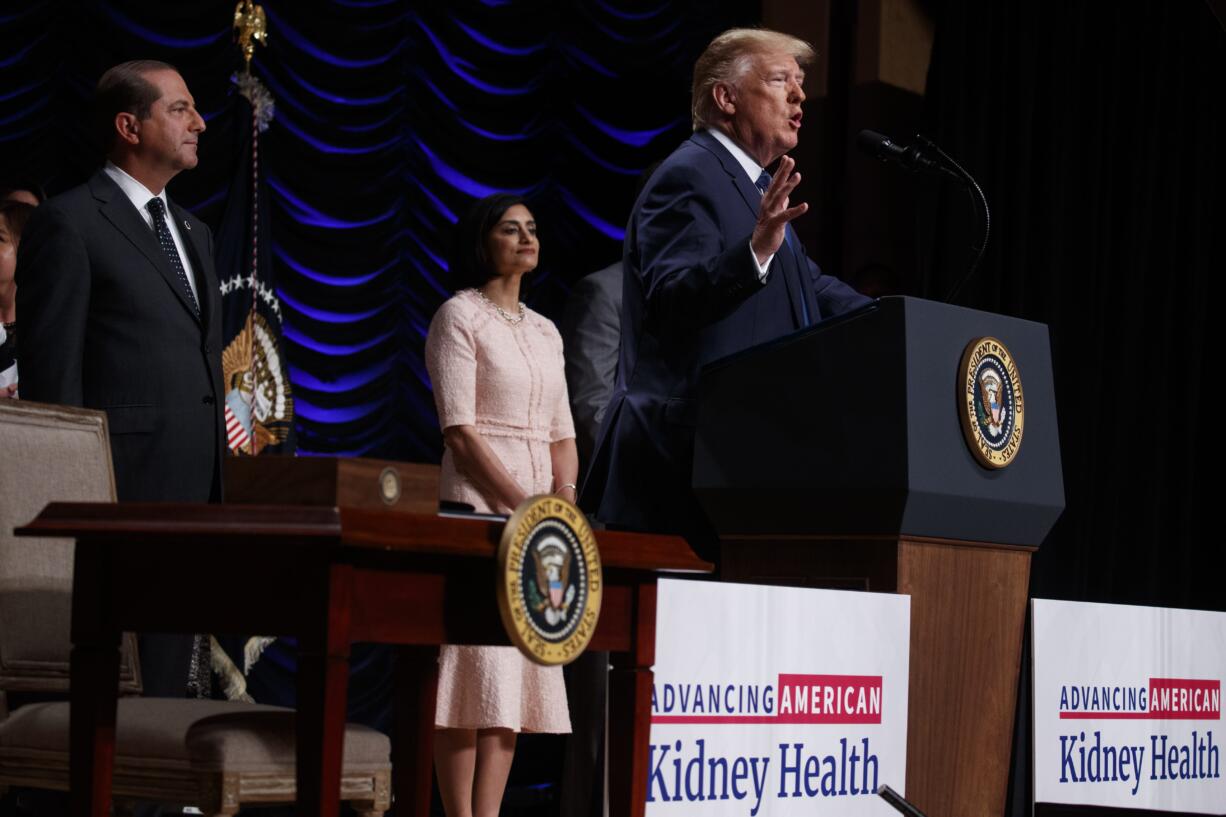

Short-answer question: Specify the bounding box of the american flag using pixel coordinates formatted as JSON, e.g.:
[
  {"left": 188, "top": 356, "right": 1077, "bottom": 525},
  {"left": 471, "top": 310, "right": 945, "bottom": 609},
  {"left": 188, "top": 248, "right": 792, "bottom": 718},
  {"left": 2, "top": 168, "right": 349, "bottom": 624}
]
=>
[{"left": 225, "top": 404, "right": 250, "bottom": 452}]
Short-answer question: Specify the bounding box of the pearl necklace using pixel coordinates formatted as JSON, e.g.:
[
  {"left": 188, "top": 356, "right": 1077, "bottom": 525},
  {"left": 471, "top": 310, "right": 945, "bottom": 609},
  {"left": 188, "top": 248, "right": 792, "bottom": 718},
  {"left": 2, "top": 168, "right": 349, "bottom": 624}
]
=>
[{"left": 473, "top": 287, "right": 525, "bottom": 325}]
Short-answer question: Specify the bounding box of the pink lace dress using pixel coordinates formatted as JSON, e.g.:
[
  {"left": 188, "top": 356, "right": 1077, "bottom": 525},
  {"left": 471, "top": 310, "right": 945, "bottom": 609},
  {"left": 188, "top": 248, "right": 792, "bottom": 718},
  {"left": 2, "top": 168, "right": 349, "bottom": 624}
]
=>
[{"left": 424, "top": 288, "right": 573, "bottom": 732}]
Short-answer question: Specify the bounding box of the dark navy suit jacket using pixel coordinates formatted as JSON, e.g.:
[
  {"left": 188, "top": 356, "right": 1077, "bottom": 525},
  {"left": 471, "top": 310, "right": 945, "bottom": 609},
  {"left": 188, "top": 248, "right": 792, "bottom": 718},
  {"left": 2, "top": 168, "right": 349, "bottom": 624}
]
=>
[
  {"left": 17, "top": 169, "right": 224, "bottom": 504},
  {"left": 582, "top": 130, "right": 870, "bottom": 549}
]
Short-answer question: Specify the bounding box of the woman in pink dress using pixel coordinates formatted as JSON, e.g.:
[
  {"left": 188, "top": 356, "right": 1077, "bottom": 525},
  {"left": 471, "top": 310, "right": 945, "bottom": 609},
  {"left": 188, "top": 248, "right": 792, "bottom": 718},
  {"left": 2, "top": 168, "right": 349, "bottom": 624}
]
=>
[{"left": 424, "top": 193, "right": 578, "bottom": 817}]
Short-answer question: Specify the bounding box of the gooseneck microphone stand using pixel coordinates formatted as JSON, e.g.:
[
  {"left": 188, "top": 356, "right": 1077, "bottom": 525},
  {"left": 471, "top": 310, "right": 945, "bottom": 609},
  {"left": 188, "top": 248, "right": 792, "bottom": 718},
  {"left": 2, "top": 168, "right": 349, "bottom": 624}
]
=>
[
  {"left": 856, "top": 130, "right": 990, "bottom": 304},
  {"left": 923, "top": 136, "right": 991, "bottom": 303}
]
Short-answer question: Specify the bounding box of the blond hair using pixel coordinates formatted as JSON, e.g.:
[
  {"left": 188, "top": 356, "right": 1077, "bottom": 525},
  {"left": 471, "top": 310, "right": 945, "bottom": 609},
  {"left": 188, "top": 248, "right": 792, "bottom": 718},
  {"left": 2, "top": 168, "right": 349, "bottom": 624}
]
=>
[{"left": 691, "top": 28, "right": 816, "bottom": 131}]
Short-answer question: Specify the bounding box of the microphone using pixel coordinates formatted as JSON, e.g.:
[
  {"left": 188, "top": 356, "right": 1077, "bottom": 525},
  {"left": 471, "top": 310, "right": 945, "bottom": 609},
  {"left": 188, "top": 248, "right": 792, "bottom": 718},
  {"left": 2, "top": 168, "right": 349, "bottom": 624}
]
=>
[
  {"left": 856, "top": 130, "right": 949, "bottom": 176},
  {"left": 877, "top": 784, "right": 930, "bottom": 817},
  {"left": 856, "top": 129, "right": 992, "bottom": 303}
]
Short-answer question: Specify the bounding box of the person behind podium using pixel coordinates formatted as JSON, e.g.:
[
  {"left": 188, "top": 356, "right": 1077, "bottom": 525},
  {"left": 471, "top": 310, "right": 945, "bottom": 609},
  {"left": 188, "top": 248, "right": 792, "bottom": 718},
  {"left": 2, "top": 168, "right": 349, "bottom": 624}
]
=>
[
  {"left": 582, "top": 28, "right": 871, "bottom": 558},
  {"left": 425, "top": 193, "right": 575, "bottom": 817}
]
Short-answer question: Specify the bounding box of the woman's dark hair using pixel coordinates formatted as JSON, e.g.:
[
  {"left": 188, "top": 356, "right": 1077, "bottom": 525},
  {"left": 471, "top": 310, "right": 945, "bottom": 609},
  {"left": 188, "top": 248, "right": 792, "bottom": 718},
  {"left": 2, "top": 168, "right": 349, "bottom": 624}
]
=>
[
  {"left": 448, "top": 193, "right": 529, "bottom": 292},
  {"left": 0, "top": 201, "right": 35, "bottom": 243},
  {"left": 0, "top": 176, "right": 46, "bottom": 205}
]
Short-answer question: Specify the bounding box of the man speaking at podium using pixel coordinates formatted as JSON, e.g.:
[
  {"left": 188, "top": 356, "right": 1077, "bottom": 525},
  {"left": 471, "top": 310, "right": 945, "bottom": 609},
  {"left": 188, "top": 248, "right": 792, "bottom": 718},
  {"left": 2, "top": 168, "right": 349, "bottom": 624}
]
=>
[{"left": 583, "top": 28, "right": 870, "bottom": 559}]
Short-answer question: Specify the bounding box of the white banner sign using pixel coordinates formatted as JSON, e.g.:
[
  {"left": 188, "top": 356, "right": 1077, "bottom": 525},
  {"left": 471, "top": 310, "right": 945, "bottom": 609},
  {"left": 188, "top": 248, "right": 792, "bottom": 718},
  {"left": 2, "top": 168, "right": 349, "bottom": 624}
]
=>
[
  {"left": 1033, "top": 598, "right": 1226, "bottom": 814},
  {"left": 647, "top": 578, "right": 910, "bottom": 817}
]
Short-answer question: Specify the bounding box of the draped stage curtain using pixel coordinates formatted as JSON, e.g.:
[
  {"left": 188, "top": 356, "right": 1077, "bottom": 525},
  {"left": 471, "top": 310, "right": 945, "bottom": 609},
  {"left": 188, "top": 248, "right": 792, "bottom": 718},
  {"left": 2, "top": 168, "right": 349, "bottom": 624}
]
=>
[
  {"left": 0, "top": 0, "right": 754, "bottom": 461},
  {"left": 922, "top": 0, "right": 1222, "bottom": 626},
  {"left": 0, "top": 0, "right": 755, "bottom": 794},
  {"left": 919, "top": 3, "right": 1224, "bottom": 813},
  {"left": 5, "top": 0, "right": 1224, "bottom": 810}
]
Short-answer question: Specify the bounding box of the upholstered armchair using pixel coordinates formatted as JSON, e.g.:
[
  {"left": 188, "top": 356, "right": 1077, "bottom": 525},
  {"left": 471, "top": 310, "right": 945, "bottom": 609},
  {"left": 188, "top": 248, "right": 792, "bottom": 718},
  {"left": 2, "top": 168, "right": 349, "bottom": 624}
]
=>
[{"left": 0, "top": 401, "right": 391, "bottom": 816}]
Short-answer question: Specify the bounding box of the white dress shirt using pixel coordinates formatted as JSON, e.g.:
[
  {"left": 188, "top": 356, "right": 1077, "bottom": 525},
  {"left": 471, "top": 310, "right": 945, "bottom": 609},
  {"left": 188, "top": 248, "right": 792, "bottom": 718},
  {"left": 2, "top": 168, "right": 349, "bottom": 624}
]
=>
[
  {"left": 706, "top": 128, "right": 775, "bottom": 280},
  {"left": 103, "top": 161, "right": 200, "bottom": 303}
]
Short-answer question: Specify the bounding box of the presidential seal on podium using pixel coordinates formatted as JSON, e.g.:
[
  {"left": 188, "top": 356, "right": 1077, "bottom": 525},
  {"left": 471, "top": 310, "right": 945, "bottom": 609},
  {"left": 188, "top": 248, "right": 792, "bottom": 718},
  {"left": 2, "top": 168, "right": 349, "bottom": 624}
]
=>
[
  {"left": 959, "top": 336, "right": 1025, "bottom": 469},
  {"left": 497, "top": 495, "right": 602, "bottom": 665}
]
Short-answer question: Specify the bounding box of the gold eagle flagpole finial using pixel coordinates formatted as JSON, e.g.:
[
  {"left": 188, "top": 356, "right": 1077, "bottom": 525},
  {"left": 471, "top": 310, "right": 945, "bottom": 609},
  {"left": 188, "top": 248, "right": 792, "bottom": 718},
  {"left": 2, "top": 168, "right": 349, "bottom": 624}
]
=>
[{"left": 233, "top": 0, "right": 268, "bottom": 73}]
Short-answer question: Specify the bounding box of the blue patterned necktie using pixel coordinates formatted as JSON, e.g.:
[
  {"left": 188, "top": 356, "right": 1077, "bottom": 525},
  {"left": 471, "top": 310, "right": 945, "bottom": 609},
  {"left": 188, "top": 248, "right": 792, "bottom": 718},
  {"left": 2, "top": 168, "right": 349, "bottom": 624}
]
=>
[
  {"left": 147, "top": 197, "right": 199, "bottom": 316},
  {"left": 753, "top": 168, "right": 808, "bottom": 326},
  {"left": 755, "top": 169, "right": 771, "bottom": 195}
]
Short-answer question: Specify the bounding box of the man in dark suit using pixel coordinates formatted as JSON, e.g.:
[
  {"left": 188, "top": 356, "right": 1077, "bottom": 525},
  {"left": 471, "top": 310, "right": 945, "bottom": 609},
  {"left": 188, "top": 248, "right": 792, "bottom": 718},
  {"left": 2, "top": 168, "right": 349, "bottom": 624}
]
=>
[
  {"left": 555, "top": 261, "right": 622, "bottom": 817},
  {"left": 583, "top": 28, "right": 872, "bottom": 558},
  {"left": 17, "top": 60, "right": 222, "bottom": 698},
  {"left": 561, "top": 261, "right": 622, "bottom": 469}
]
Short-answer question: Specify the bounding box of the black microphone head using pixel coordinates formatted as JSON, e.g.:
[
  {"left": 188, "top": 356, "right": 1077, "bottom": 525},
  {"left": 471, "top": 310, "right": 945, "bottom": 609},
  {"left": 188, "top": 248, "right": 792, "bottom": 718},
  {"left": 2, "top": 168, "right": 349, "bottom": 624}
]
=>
[{"left": 856, "top": 129, "right": 899, "bottom": 159}]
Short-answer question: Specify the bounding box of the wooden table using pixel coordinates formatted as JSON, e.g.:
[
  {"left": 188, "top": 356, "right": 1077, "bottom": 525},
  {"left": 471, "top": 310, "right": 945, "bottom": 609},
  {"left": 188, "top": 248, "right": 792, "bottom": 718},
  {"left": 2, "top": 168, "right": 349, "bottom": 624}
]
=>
[{"left": 17, "top": 502, "right": 710, "bottom": 817}]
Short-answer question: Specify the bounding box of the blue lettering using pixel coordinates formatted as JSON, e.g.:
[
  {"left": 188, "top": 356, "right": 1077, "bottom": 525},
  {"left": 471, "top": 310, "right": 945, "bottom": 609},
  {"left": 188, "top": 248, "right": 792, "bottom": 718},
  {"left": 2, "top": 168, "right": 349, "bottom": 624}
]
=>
[
  {"left": 821, "top": 754, "right": 838, "bottom": 795},
  {"left": 1151, "top": 734, "right": 1168, "bottom": 780},
  {"left": 748, "top": 756, "right": 770, "bottom": 816},
  {"left": 731, "top": 756, "right": 750, "bottom": 801},
  {"left": 708, "top": 755, "right": 730, "bottom": 801},
  {"left": 672, "top": 740, "right": 683, "bottom": 801},
  {"left": 1060, "top": 734, "right": 1079, "bottom": 782},
  {"left": 861, "top": 738, "right": 879, "bottom": 793},
  {"left": 778, "top": 743, "right": 803, "bottom": 797},
  {"left": 683, "top": 739, "right": 706, "bottom": 800},
  {"left": 839, "top": 737, "right": 849, "bottom": 795},
  {"left": 647, "top": 742, "right": 671, "bottom": 802},
  {"left": 803, "top": 754, "right": 821, "bottom": 796}
]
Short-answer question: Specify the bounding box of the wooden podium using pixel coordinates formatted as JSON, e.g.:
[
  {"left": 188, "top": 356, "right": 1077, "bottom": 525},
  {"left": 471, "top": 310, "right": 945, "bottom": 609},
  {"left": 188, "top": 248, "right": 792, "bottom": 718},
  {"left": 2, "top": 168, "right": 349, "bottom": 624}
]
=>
[
  {"left": 692, "top": 296, "right": 1065, "bottom": 817},
  {"left": 18, "top": 472, "right": 710, "bottom": 817}
]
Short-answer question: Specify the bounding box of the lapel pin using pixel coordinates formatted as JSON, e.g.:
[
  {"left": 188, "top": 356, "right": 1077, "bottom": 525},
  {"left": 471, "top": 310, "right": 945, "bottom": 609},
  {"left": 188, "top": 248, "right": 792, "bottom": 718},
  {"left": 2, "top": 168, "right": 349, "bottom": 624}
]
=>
[{"left": 183, "top": 220, "right": 192, "bottom": 231}]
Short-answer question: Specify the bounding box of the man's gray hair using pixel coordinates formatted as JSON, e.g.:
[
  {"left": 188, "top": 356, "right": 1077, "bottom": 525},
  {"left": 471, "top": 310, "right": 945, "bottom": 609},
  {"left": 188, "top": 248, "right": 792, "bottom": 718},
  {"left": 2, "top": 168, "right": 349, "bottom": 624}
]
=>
[{"left": 691, "top": 28, "right": 816, "bottom": 131}]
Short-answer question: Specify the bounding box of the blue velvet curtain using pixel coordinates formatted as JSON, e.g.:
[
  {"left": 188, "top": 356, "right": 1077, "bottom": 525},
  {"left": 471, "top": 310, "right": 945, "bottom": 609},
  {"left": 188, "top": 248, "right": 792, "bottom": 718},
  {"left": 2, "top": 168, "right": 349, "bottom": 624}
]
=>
[
  {"left": 1, "top": 1, "right": 755, "bottom": 784},
  {"left": 0, "top": 0, "right": 755, "bottom": 459}
]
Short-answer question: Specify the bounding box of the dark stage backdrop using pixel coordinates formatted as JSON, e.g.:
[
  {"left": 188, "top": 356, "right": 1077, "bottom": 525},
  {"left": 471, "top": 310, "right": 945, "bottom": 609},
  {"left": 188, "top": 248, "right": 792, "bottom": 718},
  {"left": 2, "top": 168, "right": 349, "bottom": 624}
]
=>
[
  {"left": 0, "top": 0, "right": 755, "bottom": 461},
  {"left": 5, "top": 0, "right": 1224, "bottom": 811},
  {"left": 0, "top": 0, "right": 757, "bottom": 797},
  {"left": 919, "top": 2, "right": 1224, "bottom": 815}
]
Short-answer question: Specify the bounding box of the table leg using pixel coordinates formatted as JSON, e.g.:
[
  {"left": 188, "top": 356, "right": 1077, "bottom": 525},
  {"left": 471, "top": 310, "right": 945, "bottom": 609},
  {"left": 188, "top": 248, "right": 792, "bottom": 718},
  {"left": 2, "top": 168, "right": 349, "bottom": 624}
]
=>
[
  {"left": 69, "top": 639, "right": 121, "bottom": 816},
  {"left": 608, "top": 582, "right": 657, "bottom": 817},
  {"left": 68, "top": 543, "right": 121, "bottom": 817},
  {"left": 297, "top": 563, "right": 353, "bottom": 817},
  {"left": 393, "top": 645, "right": 440, "bottom": 817},
  {"left": 608, "top": 665, "right": 653, "bottom": 817}
]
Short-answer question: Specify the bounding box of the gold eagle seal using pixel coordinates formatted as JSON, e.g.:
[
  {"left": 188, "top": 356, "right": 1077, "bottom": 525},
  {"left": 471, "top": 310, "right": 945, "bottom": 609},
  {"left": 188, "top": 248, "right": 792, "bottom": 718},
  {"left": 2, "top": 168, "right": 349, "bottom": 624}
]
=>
[
  {"left": 497, "top": 495, "right": 602, "bottom": 666},
  {"left": 959, "top": 337, "right": 1024, "bottom": 469}
]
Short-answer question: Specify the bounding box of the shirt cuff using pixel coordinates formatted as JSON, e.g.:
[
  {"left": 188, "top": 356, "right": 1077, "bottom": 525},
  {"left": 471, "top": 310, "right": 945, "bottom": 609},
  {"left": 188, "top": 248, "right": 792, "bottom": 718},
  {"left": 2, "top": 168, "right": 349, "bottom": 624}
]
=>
[{"left": 750, "top": 244, "right": 774, "bottom": 282}]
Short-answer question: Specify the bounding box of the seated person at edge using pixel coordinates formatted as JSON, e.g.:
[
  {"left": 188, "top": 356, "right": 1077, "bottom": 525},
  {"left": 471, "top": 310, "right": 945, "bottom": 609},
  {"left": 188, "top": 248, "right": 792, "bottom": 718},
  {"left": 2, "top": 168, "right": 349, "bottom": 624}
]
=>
[
  {"left": 1, "top": 201, "right": 35, "bottom": 398},
  {"left": 424, "top": 193, "right": 576, "bottom": 817}
]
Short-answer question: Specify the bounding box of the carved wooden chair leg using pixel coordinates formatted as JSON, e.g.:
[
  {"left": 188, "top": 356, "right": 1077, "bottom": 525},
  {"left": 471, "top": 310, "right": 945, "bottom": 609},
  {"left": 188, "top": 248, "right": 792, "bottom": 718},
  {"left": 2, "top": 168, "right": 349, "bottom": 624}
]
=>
[
  {"left": 197, "top": 772, "right": 241, "bottom": 816},
  {"left": 351, "top": 768, "right": 392, "bottom": 816},
  {"left": 349, "top": 796, "right": 387, "bottom": 816}
]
